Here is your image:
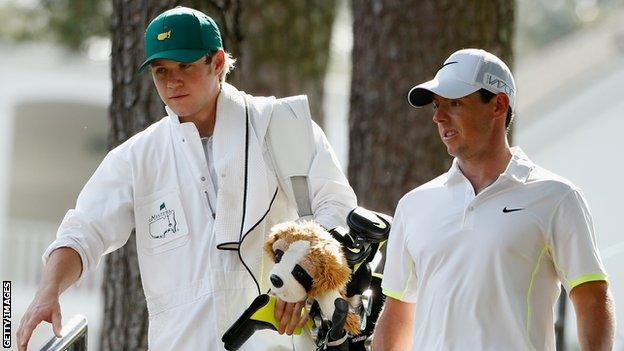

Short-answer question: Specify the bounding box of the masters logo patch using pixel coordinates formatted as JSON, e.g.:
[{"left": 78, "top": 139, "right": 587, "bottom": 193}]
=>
[
  {"left": 149, "top": 202, "right": 178, "bottom": 239},
  {"left": 157, "top": 30, "right": 171, "bottom": 41}
]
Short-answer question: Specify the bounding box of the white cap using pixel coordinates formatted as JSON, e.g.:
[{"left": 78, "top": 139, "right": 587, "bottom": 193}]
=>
[{"left": 408, "top": 48, "right": 516, "bottom": 111}]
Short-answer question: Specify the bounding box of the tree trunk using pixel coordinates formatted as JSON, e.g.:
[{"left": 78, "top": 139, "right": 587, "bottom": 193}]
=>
[
  {"left": 104, "top": 1, "right": 335, "bottom": 349},
  {"left": 232, "top": 1, "right": 336, "bottom": 126},
  {"left": 348, "top": 0, "right": 514, "bottom": 214}
]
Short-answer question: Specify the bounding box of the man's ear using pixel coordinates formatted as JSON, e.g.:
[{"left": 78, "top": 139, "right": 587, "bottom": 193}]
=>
[
  {"left": 212, "top": 49, "right": 225, "bottom": 75},
  {"left": 493, "top": 92, "right": 510, "bottom": 121}
]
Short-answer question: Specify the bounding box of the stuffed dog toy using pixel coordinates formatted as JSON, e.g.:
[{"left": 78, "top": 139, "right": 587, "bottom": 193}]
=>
[
  {"left": 223, "top": 208, "right": 391, "bottom": 350},
  {"left": 264, "top": 220, "right": 360, "bottom": 335}
]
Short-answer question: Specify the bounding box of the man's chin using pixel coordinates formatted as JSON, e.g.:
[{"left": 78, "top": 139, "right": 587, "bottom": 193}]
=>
[
  {"left": 167, "top": 106, "right": 192, "bottom": 117},
  {"left": 443, "top": 143, "right": 457, "bottom": 157}
]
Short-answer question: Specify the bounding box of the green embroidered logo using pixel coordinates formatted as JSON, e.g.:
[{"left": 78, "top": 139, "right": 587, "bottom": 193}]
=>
[
  {"left": 157, "top": 30, "right": 171, "bottom": 41},
  {"left": 149, "top": 203, "right": 177, "bottom": 238}
]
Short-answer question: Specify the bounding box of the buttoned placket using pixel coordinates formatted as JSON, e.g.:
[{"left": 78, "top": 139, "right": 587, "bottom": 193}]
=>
[
  {"left": 200, "top": 137, "right": 218, "bottom": 219},
  {"left": 461, "top": 174, "right": 516, "bottom": 229},
  {"left": 462, "top": 179, "right": 477, "bottom": 229},
  {"left": 178, "top": 123, "right": 218, "bottom": 221}
]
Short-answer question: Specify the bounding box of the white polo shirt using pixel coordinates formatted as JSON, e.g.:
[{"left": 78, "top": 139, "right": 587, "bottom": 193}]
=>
[{"left": 382, "top": 147, "right": 608, "bottom": 351}]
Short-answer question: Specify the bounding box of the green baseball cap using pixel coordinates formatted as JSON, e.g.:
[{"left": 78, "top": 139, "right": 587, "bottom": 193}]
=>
[{"left": 138, "top": 6, "right": 223, "bottom": 72}]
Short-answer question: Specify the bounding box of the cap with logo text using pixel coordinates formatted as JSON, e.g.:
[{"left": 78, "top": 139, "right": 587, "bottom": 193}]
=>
[
  {"left": 407, "top": 48, "right": 516, "bottom": 111},
  {"left": 138, "top": 6, "right": 223, "bottom": 72}
]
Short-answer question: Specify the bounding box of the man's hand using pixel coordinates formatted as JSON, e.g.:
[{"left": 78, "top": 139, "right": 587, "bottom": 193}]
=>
[
  {"left": 16, "top": 247, "right": 82, "bottom": 351},
  {"left": 16, "top": 287, "right": 63, "bottom": 351},
  {"left": 274, "top": 298, "right": 309, "bottom": 335}
]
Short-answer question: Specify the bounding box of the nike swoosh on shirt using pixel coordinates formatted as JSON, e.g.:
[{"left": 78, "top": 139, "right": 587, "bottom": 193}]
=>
[{"left": 502, "top": 207, "right": 524, "bottom": 213}]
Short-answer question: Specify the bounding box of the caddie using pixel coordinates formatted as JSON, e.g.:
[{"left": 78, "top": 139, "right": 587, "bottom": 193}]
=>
[{"left": 17, "top": 6, "right": 356, "bottom": 350}]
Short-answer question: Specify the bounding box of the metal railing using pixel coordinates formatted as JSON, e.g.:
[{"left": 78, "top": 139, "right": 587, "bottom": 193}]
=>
[{"left": 39, "top": 315, "right": 88, "bottom": 351}]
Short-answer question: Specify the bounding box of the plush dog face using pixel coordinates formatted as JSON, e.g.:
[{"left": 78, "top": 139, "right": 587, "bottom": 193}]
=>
[
  {"left": 265, "top": 221, "right": 351, "bottom": 302},
  {"left": 267, "top": 239, "right": 312, "bottom": 302}
]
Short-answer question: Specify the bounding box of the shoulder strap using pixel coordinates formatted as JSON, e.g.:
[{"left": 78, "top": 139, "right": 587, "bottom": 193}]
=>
[{"left": 267, "top": 95, "right": 316, "bottom": 218}]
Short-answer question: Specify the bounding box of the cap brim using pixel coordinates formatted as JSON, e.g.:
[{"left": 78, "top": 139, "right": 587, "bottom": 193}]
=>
[
  {"left": 138, "top": 49, "right": 210, "bottom": 73},
  {"left": 407, "top": 78, "right": 480, "bottom": 108}
]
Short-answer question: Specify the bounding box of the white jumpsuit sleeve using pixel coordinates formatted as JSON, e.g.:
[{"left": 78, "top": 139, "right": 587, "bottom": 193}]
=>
[
  {"left": 41, "top": 149, "right": 135, "bottom": 280},
  {"left": 308, "top": 121, "right": 357, "bottom": 230},
  {"left": 548, "top": 188, "right": 608, "bottom": 293},
  {"left": 381, "top": 198, "right": 418, "bottom": 303}
]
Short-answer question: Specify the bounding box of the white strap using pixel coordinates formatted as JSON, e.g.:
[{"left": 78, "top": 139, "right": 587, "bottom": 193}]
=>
[
  {"left": 267, "top": 95, "right": 315, "bottom": 217},
  {"left": 290, "top": 176, "right": 312, "bottom": 217}
]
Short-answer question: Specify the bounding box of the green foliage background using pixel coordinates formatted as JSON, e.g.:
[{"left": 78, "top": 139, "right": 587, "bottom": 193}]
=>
[
  {"left": 2, "top": 0, "right": 624, "bottom": 57},
  {"left": 0, "top": 0, "right": 110, "bottom": 50}
]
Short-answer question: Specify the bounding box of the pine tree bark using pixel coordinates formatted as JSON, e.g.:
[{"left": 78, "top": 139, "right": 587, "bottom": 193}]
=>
[
  {"left": 233, "top": 1, "right": 336, "bottom": 126},
  {"left": 348, "top": 0, "right": 514, "bottom": 214},
  {"left": 104, "top": 1, "right": 335, "bottom": 349}
]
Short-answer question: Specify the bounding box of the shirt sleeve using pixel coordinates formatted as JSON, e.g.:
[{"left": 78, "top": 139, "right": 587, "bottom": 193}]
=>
[
  {"left": 41, "top": 149, "right": 135, "bottom": 281},
  {"left": 381, "top": 199, "right": 418, "bottom": 303},
  {"left": 308, "top": 121, "right": 357, "bottom": 229},
  {"left": 549, "top": 188, "right": 608, "bottom": 293}
]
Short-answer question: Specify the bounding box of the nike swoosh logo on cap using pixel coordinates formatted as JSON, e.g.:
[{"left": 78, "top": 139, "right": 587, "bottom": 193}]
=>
[{"left": 437, "top": 61, "right": 458, "bottom": 72}]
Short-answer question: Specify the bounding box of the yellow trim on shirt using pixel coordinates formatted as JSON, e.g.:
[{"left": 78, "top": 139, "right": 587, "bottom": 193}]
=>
[
  {"left": 382, "top": 263, "right": 414, "bottom": 301},
  {"left": 525, "top": 245, "right": 549, "bottom": 351},
  {"left": 382, "top": 288, "right": 405, "bottom": 300},
  {"left": 569, "top": 273, "right": 608, "bottom": 290}
]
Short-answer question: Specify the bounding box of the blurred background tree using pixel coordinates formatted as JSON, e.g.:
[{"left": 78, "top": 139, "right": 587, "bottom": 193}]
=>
[
  {"left": 3, "top": 0, "right": 621, "bottom": 59},
  {"left": 0, "top": 0, "right": 110, "bottom": 50},
  {"left": 39, "top": 0, "right": 110, "bottom": 50},
  {"left": 233, "top": 1, "right": 335, "bottom": 126}
]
